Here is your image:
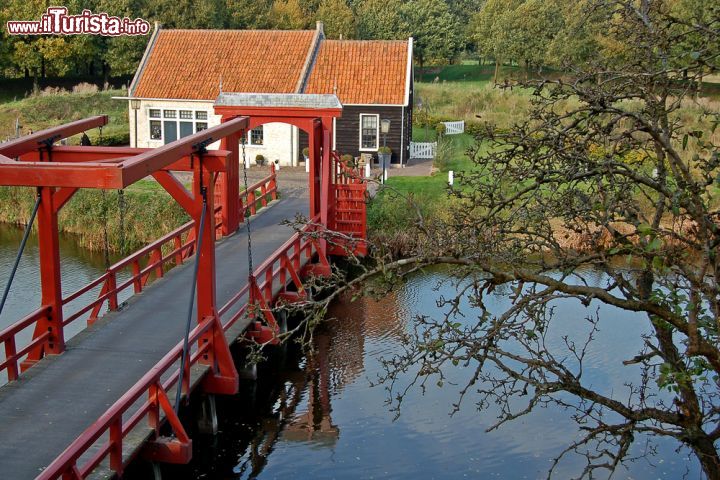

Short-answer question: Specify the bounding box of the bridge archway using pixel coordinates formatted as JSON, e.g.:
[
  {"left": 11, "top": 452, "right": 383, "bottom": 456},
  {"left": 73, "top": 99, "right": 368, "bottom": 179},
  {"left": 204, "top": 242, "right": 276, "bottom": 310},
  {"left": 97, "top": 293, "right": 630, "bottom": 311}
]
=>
[{"left": 213, "top": 93, "right": 342, "bottom": 235}]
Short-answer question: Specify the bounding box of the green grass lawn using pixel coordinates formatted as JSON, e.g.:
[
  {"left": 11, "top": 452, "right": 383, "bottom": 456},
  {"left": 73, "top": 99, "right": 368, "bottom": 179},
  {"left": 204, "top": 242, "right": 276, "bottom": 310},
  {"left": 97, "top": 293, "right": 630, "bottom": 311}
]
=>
[{"left": 0, "top": 87, "right": 129, "bottom": 145}]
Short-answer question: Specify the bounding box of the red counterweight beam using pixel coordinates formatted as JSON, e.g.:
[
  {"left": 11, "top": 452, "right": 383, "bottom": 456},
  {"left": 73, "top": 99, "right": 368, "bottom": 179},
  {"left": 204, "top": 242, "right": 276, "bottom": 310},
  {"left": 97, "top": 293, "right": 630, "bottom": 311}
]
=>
[
  {"left": 0, "top": 115, "right": 108, "bottom": 158},
  {"left": 0, "top": 116, "right": 249, "bottom": 189},
  {"left": 17, "top": 146, "right": 230, "bottom": 173}
]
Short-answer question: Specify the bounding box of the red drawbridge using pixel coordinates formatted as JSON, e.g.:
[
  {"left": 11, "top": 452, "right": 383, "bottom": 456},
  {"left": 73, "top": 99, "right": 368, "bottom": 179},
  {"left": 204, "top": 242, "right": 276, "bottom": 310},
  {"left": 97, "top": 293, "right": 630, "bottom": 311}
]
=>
[{"left": 0, "top": 94, "right": 367, "bottom": 479}]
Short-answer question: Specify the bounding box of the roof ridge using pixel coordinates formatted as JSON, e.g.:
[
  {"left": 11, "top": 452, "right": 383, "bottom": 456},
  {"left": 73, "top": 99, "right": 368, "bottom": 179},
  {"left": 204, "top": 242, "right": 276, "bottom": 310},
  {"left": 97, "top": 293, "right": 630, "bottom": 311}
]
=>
[{"left": 160, "top": 28, "right": 315, "bottom": 33}]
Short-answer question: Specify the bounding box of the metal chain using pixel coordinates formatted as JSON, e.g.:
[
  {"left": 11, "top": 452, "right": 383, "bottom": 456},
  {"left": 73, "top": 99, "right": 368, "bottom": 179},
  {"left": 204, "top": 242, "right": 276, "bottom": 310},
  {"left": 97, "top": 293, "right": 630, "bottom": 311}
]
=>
[
  {"left": 118, "top": 189, "right": 125, "bottom": 256},
  {"left": 241, "top": 136, "right": 253, "bottom": 276}
]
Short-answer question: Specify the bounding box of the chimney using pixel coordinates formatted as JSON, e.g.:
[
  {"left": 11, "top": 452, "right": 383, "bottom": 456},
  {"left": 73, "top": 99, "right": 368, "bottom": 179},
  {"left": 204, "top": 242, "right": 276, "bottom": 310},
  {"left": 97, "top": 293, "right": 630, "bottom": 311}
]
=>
[{"left": 316, "top": 21, "right": 324, "bottom": 36}]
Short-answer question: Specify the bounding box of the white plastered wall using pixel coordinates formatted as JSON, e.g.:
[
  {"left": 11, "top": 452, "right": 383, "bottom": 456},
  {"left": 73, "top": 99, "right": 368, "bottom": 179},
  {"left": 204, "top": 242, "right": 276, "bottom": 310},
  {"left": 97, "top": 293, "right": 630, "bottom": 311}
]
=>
[{"left": 129, "top": 100, "right": 300, "bottom": 166}]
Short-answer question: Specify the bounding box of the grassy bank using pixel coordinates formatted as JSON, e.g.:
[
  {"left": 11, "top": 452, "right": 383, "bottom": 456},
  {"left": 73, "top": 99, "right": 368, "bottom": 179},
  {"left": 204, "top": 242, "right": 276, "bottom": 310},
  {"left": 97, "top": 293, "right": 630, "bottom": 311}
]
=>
[
  {"left": 0, "top": 85, "right": 129, "bottom": 145},
  {"left": 0, "top": 183, "right": 188, "bottom": 254}
]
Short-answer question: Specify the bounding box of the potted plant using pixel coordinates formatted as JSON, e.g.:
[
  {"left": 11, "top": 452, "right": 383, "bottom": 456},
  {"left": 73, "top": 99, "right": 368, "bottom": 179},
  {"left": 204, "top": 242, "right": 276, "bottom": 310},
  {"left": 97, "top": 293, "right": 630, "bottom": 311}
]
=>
[
  {"left": 255, "top": 154, "right": 266, "bottom": 166},
  {"left": 377, "top": 146, "right": 392, "bottom": 167},
  {"left": 341, "top": 153, "right": 355, "bottom": 168},
  {"left": 302, "top": 147, "right": 310, "bottom": 163}
]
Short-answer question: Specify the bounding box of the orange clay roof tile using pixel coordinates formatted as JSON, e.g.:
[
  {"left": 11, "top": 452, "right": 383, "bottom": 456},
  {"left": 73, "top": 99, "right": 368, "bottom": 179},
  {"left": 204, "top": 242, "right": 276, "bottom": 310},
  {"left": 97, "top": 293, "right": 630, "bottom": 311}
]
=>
[
  {"left": 305, "top": 40, "right": 409, "bottom": 105},
  {"left": 133, "top": 29, "right": 316, "bottom": 100}
]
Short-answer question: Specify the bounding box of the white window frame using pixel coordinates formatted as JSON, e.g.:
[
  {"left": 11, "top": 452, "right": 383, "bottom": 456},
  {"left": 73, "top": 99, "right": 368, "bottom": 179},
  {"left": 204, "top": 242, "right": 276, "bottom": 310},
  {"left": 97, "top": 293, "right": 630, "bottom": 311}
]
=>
[
  {"left": 359, "top": 113, "right": 380, "bottom": 151},
  {"left": 248, "top": 126, "right": 264, "bottom": 146},
  {"left": 146, "top": 107, "right": 209, "bottom": 142}
]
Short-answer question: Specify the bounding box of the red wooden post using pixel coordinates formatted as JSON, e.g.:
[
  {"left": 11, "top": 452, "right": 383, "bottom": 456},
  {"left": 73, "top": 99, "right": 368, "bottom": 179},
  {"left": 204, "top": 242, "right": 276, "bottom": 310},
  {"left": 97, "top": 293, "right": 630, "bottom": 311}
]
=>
[
  {"left": 308, "top": 121, "right": 319, "bottom": 218},
  {"left": 192, "top": 160, "right": 217, "bottom": 324},
  {"left": 217, "top": 118, "right": 241, "bottom": 236},
  {"left": 24, "top": 186, "right": 65, "bottom": 367},
  {"left": 320, "top": 118, "right": 333, "bottom": 231}
]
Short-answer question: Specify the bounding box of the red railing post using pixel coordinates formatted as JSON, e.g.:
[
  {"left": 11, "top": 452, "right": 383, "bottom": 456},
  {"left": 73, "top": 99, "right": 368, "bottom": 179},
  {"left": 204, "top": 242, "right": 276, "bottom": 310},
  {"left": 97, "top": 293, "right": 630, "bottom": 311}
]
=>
[
  {"left": 131, "top": 261, "right": 141, "bottom": 293},
  {"left": 4, "top": 337, "right": 18, "bottom": 381},
  {"left": 109, "top": 416, "right": 123, "bottom": 474},
  {"left": 270, "top": 164, "right": 278, "bottom": 200},
  {"left": 107, "top": 273, "right": 119, "bottom": 311},
  {"left": 249, "top": 191, "right": 256, "bottom": 215}
]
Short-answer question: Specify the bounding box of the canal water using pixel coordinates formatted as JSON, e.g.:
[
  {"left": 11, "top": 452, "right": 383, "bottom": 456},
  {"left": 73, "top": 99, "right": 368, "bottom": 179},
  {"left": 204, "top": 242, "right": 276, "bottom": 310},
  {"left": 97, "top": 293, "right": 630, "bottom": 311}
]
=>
[{"left": 0, "top": 226, "right": 704, "bottom": 478}]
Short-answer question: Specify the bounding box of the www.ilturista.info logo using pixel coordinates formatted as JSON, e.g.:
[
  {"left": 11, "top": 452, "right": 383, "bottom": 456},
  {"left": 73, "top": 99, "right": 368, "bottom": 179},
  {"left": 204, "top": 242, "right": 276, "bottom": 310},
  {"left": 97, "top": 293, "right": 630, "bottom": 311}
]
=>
[{"left": 6, "top": 7, "right": 150, "bottom": 36}]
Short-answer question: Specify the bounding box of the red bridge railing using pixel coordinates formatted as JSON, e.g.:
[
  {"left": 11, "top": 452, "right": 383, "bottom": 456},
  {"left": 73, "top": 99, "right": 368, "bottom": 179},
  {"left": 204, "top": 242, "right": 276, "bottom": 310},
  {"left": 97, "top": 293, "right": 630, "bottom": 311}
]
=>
[
  {"left": 329, "top": 152, "right": 367, "bottom": 256},
  {"left": 36, "top": 216, "right": 330, "bottom": 480},
  {"left": 0, "top": 167, "right": 277, "bottom": 383}
]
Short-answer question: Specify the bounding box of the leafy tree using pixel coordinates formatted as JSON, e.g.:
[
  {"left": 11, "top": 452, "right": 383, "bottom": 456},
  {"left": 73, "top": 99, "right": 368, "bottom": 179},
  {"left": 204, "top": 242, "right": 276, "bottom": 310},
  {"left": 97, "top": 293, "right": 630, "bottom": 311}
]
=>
[
  {"left": 470, "top": 0, "right": 524, "bottom": 82},
  {"left": 509, "top": 0, "right": 563, "bottom": 73},
  {"left": 226, "top": 0, "right": 274, "bottom": 29},
  {"left": 266, "top": 0, "right": 309, "bottom": 29},
  {"left": 399, "top": 0, "right": 462, "bottom": 67},
  {"left": 355, "top": 0, "right": 403, "bottom": 40},
  {"left": 335, "top": 1, "right": 720, "bottom": 477},
  {"left": 316, "top": 0, "right": 356, "bottom": 39}
]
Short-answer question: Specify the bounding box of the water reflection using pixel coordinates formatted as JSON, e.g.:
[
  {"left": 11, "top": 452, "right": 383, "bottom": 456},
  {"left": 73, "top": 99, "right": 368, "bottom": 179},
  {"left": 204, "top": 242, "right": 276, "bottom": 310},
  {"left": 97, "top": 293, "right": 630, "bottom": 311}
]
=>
[{"left": 161, "top": 268, "right": 704, "bottom": 479}]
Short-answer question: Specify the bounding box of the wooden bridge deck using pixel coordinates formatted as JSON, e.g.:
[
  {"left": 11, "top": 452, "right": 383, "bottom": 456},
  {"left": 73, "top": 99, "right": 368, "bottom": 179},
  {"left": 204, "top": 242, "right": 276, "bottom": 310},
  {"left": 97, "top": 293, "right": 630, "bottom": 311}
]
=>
[{"left": 0, "top": 193, "right": 308, "bottom": 480}]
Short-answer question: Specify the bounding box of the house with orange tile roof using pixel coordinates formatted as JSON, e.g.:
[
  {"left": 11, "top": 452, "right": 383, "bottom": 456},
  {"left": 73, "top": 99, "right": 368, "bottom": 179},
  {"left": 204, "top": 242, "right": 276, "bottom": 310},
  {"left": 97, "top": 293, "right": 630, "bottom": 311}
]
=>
[{"left": 127, "top": 22, "right": 413, "bottom": 166}]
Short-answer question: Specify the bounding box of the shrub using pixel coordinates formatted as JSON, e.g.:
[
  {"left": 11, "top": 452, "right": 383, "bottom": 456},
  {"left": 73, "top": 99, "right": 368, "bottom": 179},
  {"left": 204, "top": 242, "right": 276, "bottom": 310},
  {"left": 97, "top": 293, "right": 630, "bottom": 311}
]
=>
[
  {"left": 255, "top": 154, "right": 266, "bottom": 166},
  {"left": 433, "top": 137, "right": 453, "bottom": 171},
  {"left": 378, "top": 146, "right": 392, "bottom": 154},
  {"left": 302, "top": 147, "right": 310, "bottom": 157},
  {"left": 40, "top": 86, "right": 67, "bottom": 96},
  {"left": 72, "top": 82, "right": 99, "bottom": 94}
]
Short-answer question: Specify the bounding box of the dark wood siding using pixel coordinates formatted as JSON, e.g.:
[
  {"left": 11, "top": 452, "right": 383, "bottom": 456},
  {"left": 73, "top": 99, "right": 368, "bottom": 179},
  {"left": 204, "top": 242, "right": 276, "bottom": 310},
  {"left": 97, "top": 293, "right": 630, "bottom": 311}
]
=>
[
  {"left": 298, "top": 102, "right": 414, "bottom": 166},
  {"left": 334, "top": 105, "right": 404, "bottom": 164}
]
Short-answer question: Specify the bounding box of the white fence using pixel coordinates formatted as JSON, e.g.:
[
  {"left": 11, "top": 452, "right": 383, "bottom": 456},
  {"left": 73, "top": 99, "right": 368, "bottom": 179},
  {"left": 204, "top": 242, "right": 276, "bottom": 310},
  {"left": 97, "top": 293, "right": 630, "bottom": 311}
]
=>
[
  {"left": 442, "top": 120, "right": 465, "bottom": 135},
  {"left": 410, "top": 141, "right": 437, "bottom": 159}
]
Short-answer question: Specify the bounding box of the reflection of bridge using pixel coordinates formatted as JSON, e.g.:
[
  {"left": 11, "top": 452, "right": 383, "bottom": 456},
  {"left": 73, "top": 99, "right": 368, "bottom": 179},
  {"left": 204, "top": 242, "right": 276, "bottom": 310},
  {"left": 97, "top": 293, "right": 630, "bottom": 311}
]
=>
[{"left": 0, "top": 94, "right": 367, "bottom": 479}]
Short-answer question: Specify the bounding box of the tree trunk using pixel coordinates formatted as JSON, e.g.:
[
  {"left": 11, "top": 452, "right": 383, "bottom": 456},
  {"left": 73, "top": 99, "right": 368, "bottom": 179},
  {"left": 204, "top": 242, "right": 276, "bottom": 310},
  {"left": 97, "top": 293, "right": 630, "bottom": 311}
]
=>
[
  {"left": 41, "top": 57, "right": 45, "bottom": 79},
  {"left": 692, "top": 435, "right": 720, "bottom": 480},
  {"left": 494, "top": 59, "right": 500, "bottom": 84}
]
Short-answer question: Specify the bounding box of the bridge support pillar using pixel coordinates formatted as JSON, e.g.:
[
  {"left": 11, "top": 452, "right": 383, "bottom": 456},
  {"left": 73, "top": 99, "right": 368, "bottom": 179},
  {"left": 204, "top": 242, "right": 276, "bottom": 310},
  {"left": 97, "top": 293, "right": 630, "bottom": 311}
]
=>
[
  {"left": 217, "top": 120, "right": 241, "bottom": 236},
  {"left": 22, "top": 186, "right": 66, "bottom": 370}
]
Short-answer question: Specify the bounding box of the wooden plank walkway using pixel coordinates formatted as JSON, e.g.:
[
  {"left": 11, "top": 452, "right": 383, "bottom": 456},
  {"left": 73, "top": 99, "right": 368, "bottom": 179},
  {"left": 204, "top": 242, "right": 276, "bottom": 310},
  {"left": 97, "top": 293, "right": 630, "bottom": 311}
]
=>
[{"left": 0, "top": 193, "right": 308, "bottom": 480}]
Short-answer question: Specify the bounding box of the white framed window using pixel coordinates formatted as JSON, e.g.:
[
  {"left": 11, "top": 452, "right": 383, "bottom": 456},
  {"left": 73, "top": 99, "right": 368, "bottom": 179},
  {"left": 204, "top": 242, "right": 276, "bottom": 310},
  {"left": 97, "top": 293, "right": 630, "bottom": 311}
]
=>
[
  {"left": 149, "top": 120, "right": 162, "bottom": 140},
  {"left": 147, "top": 108, "right": 210, "bottom": 144},
  {"left": 249, "top": 126, "right": 264, "bottom": 146},
  {"left": 359, "top": 114, "right": 379, "bottom": 151}
]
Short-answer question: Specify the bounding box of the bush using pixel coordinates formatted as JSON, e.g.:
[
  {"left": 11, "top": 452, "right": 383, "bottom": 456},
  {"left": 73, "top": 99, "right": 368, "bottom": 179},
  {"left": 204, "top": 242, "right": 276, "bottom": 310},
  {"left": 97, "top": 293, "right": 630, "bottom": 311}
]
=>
[
  {"left": 302, "top": 147, "right": 310, "bottom": 157},
  {"left": 433, "top": 137, "right": 453, "bottom": 171},
  {"left": 72, "top": 82, "right": 99, "bottom": 94},
  {"left": 255, "top": 154, "right": 266, "bottom": 166},
  {"left": 378, "top": 146, "right": 392, "bottom": 154}
]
